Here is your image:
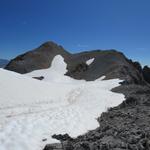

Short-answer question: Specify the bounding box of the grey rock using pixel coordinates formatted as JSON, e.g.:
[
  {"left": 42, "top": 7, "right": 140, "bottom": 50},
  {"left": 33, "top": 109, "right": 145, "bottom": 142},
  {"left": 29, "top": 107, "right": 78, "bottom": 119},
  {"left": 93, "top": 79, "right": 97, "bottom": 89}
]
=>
[{"left": 143, "top": 66, "right": 150, "bottom": 84}]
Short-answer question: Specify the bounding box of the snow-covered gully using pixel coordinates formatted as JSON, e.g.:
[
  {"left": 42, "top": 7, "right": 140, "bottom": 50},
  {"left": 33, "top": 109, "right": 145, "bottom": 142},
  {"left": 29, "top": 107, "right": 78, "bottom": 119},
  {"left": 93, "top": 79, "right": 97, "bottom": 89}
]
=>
[{"left": 0, "top": 55, "right": 125, "bottom": 150}]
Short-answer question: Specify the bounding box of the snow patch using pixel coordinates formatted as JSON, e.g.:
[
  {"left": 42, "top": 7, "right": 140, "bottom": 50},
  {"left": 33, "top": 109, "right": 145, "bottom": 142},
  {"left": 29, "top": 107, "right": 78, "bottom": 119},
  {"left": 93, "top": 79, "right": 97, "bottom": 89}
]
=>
[
  {"left": 86, "top": 58, "right": 95, "bottom": 65},
  {"left": 0, "top": 55, "right": 125, "bottom": 150},
  {"left": 26, "top": 55, "right": 69, "bottom": 83}
]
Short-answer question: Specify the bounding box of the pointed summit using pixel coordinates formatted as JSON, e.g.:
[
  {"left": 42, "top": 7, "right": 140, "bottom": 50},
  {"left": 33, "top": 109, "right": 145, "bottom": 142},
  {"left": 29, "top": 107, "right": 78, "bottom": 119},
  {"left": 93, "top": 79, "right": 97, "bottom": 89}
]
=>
[{"left": 5, "top": 41, "right": 70, "bottom": 73}]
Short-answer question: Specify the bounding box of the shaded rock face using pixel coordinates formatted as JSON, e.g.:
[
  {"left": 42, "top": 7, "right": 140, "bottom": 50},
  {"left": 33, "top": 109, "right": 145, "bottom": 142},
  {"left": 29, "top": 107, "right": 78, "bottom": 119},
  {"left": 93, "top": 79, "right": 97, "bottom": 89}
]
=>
[
  {"left": 5, "top": 41, "right": 148, "bottom": 85},
  {"left": 143, "top": 66, "right": 150, "bottom": 84},
  {"left": 0, "top": 59, "right": 9, "bottom": 68},
  {"left": 67, "top": 50, "right": 144, "bottom": 84}
]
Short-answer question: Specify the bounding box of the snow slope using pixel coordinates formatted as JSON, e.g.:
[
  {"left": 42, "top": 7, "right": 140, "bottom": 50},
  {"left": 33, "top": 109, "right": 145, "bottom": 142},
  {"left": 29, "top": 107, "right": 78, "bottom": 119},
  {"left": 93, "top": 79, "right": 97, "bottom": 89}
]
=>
[{"left": 0, "top": 55, "right": 125, "bottom": 150}]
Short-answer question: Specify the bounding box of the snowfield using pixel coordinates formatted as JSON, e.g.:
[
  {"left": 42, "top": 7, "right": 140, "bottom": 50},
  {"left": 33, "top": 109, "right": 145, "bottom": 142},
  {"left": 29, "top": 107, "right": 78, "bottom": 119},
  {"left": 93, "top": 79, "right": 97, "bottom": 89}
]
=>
[{"left": 0, "top": 55, "right": 125, "bottom": 150}]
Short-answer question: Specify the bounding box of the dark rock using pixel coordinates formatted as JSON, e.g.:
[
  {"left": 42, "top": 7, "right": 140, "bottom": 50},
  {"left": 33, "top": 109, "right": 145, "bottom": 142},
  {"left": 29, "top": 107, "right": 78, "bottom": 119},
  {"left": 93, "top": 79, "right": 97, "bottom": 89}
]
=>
[
  {"left": 52, "top": 134, "right": 74, "bottom": 142},
  {"left": 43, "top": 145, "right": 53, "bottom": 150},
  {"left": 43, "top": 143, "right": 62, "bottom": 150},
  {"left": 33, "top": 76, "right": 44, "bottom": 80},
  {"left": 42, "top": 138, "right": 47, "bottom": 142},
  {"left": 143, "top": 66, "right": 150, "bottom": 84}
]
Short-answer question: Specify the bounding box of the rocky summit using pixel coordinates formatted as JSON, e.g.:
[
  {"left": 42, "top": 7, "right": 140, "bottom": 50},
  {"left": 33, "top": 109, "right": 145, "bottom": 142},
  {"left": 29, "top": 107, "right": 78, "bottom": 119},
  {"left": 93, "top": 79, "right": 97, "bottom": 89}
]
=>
[{"left": 5, "top": 41, "right": 150, "bottom": 150}]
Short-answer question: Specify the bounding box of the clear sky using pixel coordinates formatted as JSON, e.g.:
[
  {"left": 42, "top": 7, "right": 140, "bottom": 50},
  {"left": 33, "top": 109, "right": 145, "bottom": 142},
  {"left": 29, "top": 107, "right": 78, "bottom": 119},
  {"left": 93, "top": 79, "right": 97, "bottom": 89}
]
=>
[{"left": 0, "top": 0, "right": 150, "bottom": 65}]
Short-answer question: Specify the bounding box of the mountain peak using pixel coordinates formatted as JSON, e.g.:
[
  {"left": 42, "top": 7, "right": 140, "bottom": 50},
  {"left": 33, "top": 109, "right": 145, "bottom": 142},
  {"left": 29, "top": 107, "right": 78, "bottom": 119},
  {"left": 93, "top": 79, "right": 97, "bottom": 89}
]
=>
[
  {"left": 5, "top": 41, "right": 150, "bottom": 85},
  {"left": 39, "top": 41, "right": 62, "bottom": 49}
]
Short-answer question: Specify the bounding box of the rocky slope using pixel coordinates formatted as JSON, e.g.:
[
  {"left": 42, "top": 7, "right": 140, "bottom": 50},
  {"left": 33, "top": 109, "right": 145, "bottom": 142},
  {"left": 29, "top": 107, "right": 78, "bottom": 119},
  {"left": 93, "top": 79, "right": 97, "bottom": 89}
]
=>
[
  {"left": 5, "top": 41, "right": 150, "bottom": 150},
  {"left": 5, "top": 42, "right": 70, "bottom": 73},
  {"left": 45, "top": 84, "right": 150, "bottom": 150}
]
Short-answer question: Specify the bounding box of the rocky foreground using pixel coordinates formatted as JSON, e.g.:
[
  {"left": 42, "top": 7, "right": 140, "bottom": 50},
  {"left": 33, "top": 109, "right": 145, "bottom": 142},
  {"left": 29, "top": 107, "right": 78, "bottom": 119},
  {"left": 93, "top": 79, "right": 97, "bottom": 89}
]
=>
[
  {"left": 43, "top": 85, "right": 150, "bottom": 150},
  {"left": 5, "top": 41, "right": 150, "bottom": 150}
]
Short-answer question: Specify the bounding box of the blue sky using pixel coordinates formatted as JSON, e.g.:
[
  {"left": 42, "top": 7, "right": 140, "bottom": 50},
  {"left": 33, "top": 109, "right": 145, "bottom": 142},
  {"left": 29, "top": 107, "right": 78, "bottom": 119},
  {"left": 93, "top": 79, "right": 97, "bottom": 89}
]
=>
[{"left": 0, "top": 0, "right": 150, "bottom": 65}]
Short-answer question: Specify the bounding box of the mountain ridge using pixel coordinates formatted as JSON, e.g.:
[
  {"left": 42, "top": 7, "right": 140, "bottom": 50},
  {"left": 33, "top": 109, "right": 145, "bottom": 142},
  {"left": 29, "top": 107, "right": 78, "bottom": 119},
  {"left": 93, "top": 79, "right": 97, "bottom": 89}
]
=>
[{"left": 5, "top": 41, "right": 150, "bottom": 85}]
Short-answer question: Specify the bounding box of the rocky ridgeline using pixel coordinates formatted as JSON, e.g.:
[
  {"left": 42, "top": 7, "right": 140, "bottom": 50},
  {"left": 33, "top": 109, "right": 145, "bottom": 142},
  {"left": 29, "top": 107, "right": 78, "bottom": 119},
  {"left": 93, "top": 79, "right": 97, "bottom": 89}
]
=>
[{"left": 5, "top": 41, "right": 150, "bottom": 150}]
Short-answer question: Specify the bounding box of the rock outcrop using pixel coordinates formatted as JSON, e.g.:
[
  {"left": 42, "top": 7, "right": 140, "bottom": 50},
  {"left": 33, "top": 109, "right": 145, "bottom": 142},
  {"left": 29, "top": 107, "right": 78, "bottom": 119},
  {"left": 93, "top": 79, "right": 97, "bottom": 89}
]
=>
[{"left": 143, "top": 66, "right": 150, "bottom": 84}]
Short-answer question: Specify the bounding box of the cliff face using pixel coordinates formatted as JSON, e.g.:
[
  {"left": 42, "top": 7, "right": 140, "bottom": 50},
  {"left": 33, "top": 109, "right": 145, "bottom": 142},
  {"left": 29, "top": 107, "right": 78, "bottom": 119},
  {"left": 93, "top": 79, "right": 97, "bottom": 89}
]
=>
[{"left": 5, "top": 41, "right": 148, "bottom": 85}]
